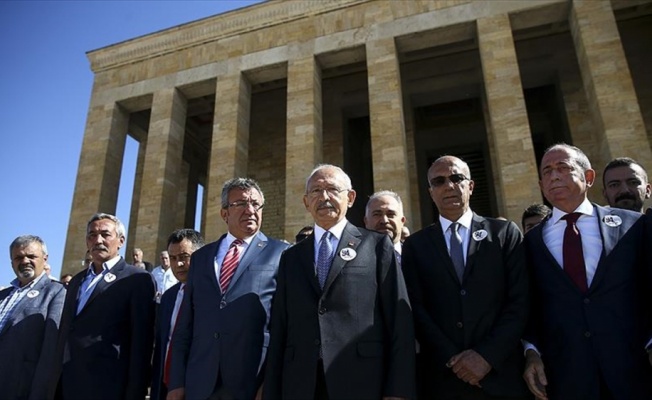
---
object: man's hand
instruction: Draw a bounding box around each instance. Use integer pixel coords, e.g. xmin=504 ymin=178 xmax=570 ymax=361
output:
xmin=447 ymin=349 xmax=491 ymax=387
xmin=167 ymin=387 xmax=185 ymax=400
xmin=523 ymin=350 xmax=548 ymax=400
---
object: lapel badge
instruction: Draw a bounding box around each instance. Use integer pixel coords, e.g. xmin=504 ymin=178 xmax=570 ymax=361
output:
xmin=26 ymin=289 xmax=40 ymax=298
xmin=339 ymin=248 xmax=357 ymax=261
xmin=104 ymin=273 xmax=116 ymax=283
xmin=472 ymin=229 xmax=488 ymax=241
xmin=603 ymin=215 xmax=622 ymax=227
xmin=347 ymin=241 xmax=355 ymax=247
xmin=257 ymin=242 xmax=264 ymax=247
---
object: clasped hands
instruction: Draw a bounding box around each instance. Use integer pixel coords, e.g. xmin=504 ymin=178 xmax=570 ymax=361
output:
xmin=446 ymin=349 xmax=491 ymax=387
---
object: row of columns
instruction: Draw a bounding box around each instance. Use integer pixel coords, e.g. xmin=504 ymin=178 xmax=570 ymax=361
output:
xmin=62 ymin=0 xmax=650 ymax=275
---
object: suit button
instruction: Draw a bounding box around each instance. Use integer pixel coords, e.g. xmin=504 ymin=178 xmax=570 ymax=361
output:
xmin=583 ymin=298 xmax=590 ymax=304
xmin=314 ymin=339 xmax=320 ymax=346
xmin=214 ymin=333 xmax=220 ymax=339
xmin=220 ymin=300 xmax=226 ymax=309
xmin=460 ymin=289 xmax=466 ymax=296
xmin=456 ymin=322 xmax=464 ymax=328
xmin=319 ymin=307 xmax=326 ymax=315
xmin=584 ymin=331 xmax=591 ymax=338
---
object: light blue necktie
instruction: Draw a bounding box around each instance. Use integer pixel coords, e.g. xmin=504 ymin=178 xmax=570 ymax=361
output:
xmin=450 ymin=223 xmax=465 ymax=283
xmin=317 ymin=232 xmax=334 ymax=289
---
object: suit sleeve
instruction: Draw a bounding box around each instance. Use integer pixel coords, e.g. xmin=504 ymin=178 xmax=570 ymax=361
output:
xmin=402 ymin=235 xmax=460 ymax=367
xmin=378 ymin=235 xmax=416 ymax=399
xmin=168 ymin=257 xmax=196 ymax=390
xmin=263 ymin=251 xmax=289 ymax=400
xmin=29 ymin=283 xmax=66 ymax=400
xmin=125 ymin=273 xmax=156 ymax=399
xmin=473 ymin=221 xmax=529 ymax=370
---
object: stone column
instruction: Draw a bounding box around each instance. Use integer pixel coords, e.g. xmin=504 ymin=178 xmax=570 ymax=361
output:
xmin=285 ymin=53 xmax=323 ymax=241
xmin=477 ymin=14 xmax=540 ymax=222
xmin=569 ymin=0 xmax=652 ymax=169
xmin=62 ymin=102 xmax=128 ymax=275
xmin=204 ymin=71 xmax=252 ymax=241
xmin=365 ymin=37 xmax=412 ymax=223
xmin=134 ymin=88 xmax=187 ymax=261
xmin=126 ymin=137 xmax=147 ymax=259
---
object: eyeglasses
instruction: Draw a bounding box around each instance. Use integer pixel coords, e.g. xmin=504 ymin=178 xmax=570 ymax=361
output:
xmin=227 ymin=200 xmax=264 ymax=212
xmin=429 ymin=173 xmax=468 ymax=187
xmin=169 ymin=254 xmax=192 ymax=263
xmin=307 ymin=187 xmax=349 ymax=198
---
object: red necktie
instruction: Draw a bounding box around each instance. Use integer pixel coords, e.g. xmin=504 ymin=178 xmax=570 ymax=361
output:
xmin=562 ymin=213 xmax=588 ymax=292
xmin=220 ymin=239 xmax=243 ymax=292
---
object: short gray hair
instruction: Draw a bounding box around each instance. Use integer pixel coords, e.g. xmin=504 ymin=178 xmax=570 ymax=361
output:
xmin=305 ymin=164 xmax=353 ymax=193
xmin=365 ymin=190 xmax=403 ymax=215
xmin=221 ymin=178 xmax=265 ymax=209
xmin=87 ymin=213 xmax=126 ymax=238
xmin=10 ymin=235 xmax=48 ymax=257
xmin=543 ymin=143 xmax=592 ymax=173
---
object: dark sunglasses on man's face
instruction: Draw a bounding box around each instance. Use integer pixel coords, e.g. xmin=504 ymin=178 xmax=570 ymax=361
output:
xmin=429 ymin=173 xmax=468 ymax=188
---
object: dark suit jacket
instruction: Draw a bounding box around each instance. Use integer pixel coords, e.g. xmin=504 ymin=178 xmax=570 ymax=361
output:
xmin=54 ymin=259 xmax=156 ymax=400
xmin=151 ymin=282 xmax=182 ymax=400
xmin=169 ymin=231 xmax=289 ymax=400
xmin=402 ymin=214 xmax=530 ymax=398
xmin=264 ymin=222 xmax=415 ymax=400
xmin=0 ymin=276 xmax=65 ymax=400
xmin=525 ymin=204 xmax=652 ymax=399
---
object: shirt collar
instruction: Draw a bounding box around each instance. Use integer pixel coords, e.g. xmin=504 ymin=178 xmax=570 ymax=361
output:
xmin=87 ymin=255 xmax=122 ymax=276
xmin=439 ymin=208 xmax=474 ymax=233
xmin=550 ymin=198 xmax=594 ymax=226
xmin=314 ymin=218 xmax=348 ymax=243
xmin=10 ymin=270 xmax=47 ymax=290
xmin=225 ymin=233 xmax=253 ymax=247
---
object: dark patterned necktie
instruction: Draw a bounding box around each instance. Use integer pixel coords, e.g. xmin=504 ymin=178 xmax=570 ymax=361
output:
xmin=450 ymin=223 xmax=465 ymax=283
xmin=562 ymin=213 xmax=588 ymax=292
xmin=317 ymin=232 xmax=333 ymax=289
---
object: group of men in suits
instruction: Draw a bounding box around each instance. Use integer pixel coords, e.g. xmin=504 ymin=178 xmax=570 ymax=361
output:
xmin=3 ymin=144 xmax=652 ymax=400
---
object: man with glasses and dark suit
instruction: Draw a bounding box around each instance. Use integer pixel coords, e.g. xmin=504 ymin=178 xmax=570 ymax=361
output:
xmin=167 ymin=178 xmax=289 ymax=400
xmin=403 ymin=155 xmax=530 ymax=400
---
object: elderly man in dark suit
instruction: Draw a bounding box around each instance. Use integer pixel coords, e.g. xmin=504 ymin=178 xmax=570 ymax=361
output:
xmin=402 ymin=155 xmax=530 ymax=400
xmin=0 ymin=235 xmax=65 ymax=400
xmin=264 ymin=164 xmax=415 ymax=400
xmin=168 ymin=178 xmax=289 ymax=400
xmin=54 ymin=213 xmax=156 ymax=400
xmin=150 ymin=229 xmax=204 ymax=400
xmin=523 ymin=144 xmax=652 ymax=400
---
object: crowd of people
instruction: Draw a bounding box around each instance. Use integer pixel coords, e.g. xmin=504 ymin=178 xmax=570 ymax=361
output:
xmin=1 ymin=143 xmax=651 ymax=400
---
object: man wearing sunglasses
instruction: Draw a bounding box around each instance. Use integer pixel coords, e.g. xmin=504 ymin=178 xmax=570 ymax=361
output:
xmin=403 ymin=155 xmax=530 ymax=400
xmin=168 ymin=178 xmax=289 ymax=400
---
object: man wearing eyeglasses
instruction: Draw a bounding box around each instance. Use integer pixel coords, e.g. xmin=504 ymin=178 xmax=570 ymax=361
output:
xmin=264 ymin=164 xmax=415 ymax=400
xmin=402 ymin=155 xmax=530 ymax=400
xmin=168 ymin=178 xmax=289 ymax=400
xmin=151 ymin=229 xmax=203 ymax=400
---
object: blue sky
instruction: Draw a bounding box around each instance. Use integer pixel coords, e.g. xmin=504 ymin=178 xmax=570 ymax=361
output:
xmin=0 ymin=0 xmax=262 ymax=285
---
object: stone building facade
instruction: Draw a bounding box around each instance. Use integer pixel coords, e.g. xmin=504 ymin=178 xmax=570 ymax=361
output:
xmin=62 ymin=0 xmax=652 ymax=274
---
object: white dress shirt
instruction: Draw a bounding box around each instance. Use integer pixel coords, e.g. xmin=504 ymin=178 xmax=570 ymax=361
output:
xmin=439 ymin=208 xmax=474 ymax=262
xmin=213 ymin=233 xmax=253 ymax=283
xmin=313 ymin=218 xmax=348 ymax=271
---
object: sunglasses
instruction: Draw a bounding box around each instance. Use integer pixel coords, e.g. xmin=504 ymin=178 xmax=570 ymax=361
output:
xmin=429 ymin=173 xmax=468 ymax=187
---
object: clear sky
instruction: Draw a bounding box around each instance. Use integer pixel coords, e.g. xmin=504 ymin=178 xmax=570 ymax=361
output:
xmin=0 ymin=0 xmax=262 ymax=286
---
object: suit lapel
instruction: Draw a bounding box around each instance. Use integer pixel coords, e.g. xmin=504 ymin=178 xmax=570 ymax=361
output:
xmin=229 ymin=232 xmax=267 ymax=290
xmin=464 ymin=214 xmax=486 ymax=281
xmin=0 ymin=276 xmax=49 ymax=335
xmin=590 ymin=205 xmax=622 ymax=291
xmin=297 ymin=234 xmax=322 ymax=295
xmin=428 ymin=222 xmax=460 ymax=284
xmin=322 ymin=222 xmax=361 ymax=295
xmin=80 ymin=259 xmax=126 ymax=313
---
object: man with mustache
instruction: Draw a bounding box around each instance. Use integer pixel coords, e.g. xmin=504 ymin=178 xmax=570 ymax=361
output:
xmin=54 ymin=213 xmax=156 ymax=400
xmin=168 ymin=178 xmax=289 ymax=400
xmin=364 ymin=190 xmax=407 ymax=266
xmin=151 ymin=229 xmax=204 ymax=400
xmin=264 ymin=164 xmax=415 ymax=400
xmin=0 ymin=235 xmax=66 ymax=399
xmin=523 ymin=144 xmax=652 ymax=399
xmin=402 ymin=155 xmax=530 ymax=400
xmin=602 ymin=157 xmax=650 ymax=213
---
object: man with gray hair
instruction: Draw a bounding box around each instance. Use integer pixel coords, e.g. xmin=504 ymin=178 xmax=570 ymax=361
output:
xmin=0 ymin=235 xmax=65 ymax=399
xmin=364 ymin=190 xmax=407 ymax=266
xmin=169 ymin=178 xmax=289 ymax=400
xmin=54 ymin=213 xmax=156 ymax=400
